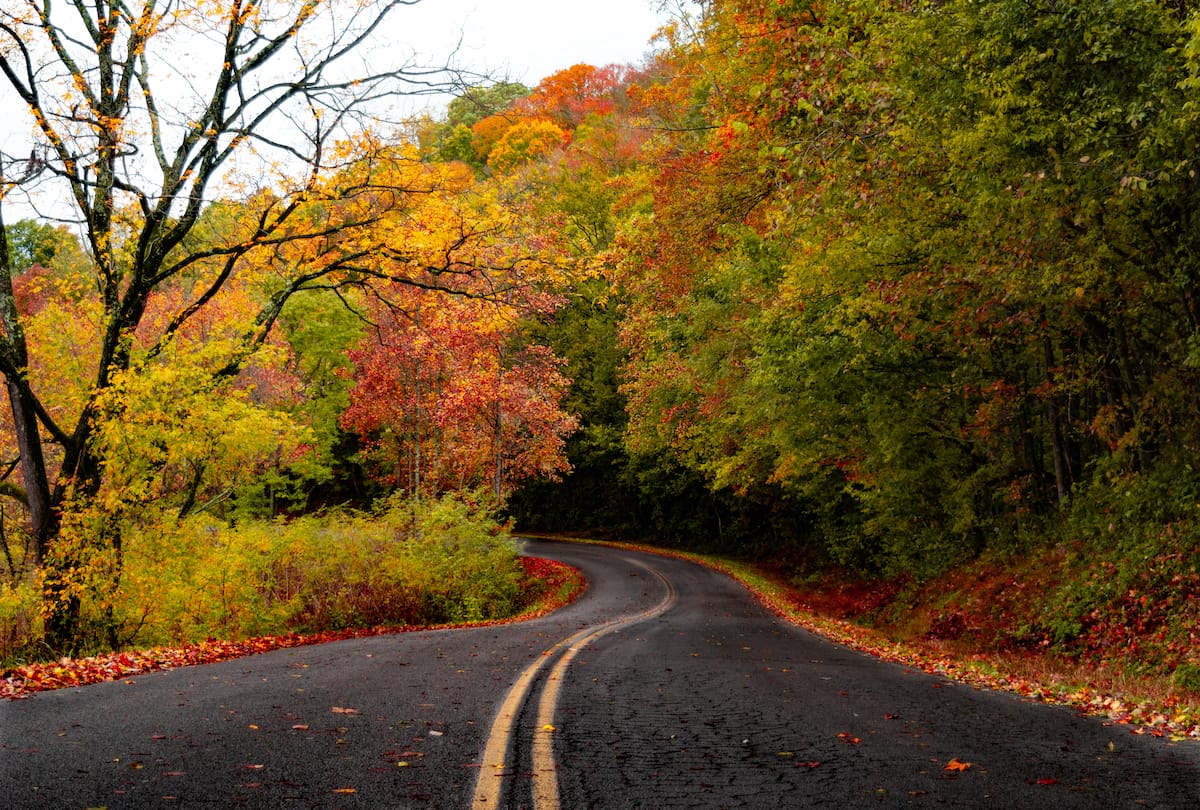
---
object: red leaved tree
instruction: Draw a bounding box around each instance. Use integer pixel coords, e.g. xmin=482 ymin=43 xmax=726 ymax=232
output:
xmin=341 ymin=284 xmax=576 ymax=501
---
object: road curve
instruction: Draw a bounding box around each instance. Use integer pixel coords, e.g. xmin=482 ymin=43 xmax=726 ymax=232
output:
xmin=2 ymin=539 xmax=1199 ymax=809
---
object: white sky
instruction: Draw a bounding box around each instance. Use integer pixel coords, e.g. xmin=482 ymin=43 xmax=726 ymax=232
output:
xmin=401 ymin=0 xmax=668 ymax=90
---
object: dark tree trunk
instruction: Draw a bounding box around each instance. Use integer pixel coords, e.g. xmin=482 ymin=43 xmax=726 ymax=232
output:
xmin=5 ymin=379 xmax=55 ymax=565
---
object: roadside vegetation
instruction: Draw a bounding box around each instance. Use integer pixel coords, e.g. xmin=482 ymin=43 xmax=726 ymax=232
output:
xmin=1 ymin=495 xmax=545 ymax=664
xmin=1 ymin=521 xmax=582 ymax=698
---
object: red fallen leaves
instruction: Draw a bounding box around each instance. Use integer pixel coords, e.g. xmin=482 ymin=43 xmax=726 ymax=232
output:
xmin=511 ymin=556 xmax=585 ymax=621
xmin=943 ymin=758 xmax=972 ymax=772
xmin=1 ymin=637 xmax=330 ymax=699
xmin=837 ymin=733 xmax=862 ymax=744
xmin=1 ymin=556 xmax=583 ymax=700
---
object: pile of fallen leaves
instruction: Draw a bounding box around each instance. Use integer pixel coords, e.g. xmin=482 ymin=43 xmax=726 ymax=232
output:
xmin=1 ymin=556 xmax=584 ymax=700
xmin=2 ymin=635 xmax=338 ymax=699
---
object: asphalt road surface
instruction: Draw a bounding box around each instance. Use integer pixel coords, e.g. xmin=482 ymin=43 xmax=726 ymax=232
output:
xmin=2 ymin=539 xmax=1199 ymax=808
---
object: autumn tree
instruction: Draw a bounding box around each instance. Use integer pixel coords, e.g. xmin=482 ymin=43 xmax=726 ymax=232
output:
xmin=0 ymin=0 xmax=540 ymax=649
xmin=520 ymin=63 xmax=630 ymax=129
xmin=337 ymin=167 xmax=578 ymax=501
xmin=431 ymin=82 xmax=530 ymax=166
xmin=605 ymin=0 xmax=1200 ymax=573
xmin=341 ymin=285 xmax=576 ymax=502
xmin=487 ymin=119 xmax=568 ymax=174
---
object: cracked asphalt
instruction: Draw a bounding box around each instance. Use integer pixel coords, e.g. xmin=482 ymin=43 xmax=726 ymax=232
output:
xmin=548 ymin=545 xmax=1200 ymax=808
xmin=3 ymin=539 xmax=1199 ymax=808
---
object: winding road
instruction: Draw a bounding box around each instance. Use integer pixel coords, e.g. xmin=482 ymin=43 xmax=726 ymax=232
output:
xmin=3 ymin=539 xmax=1199 ymax=808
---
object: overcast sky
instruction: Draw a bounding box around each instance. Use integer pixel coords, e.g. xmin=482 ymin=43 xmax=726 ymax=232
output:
xmin=401 ymin=0 xmax=669 ymax=90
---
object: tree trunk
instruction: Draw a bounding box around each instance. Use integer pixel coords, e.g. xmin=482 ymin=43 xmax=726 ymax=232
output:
xmin=5 ymin=379 xmax=55 ymax=565
xmin=1042 ymin=330 xmax=1070 ymax=506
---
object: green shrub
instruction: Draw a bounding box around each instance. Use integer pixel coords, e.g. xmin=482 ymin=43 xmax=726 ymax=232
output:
xmin=1021 ymin=476 xmax=1200 ymax=673
xmin=0 ymin=577 xmax=40 ymax=662
xmin=1174 ymin=663 xmax=1200 ymax=694
xmin=12 ymin=492 xmax=525 ymax=657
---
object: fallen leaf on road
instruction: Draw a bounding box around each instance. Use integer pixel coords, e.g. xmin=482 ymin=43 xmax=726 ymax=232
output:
xmin=837 ymin=733 xmax=862 ymax=744
xmin=333 ymin=787 xmax=357 ymax=794
xmin=331 ymin=707 xmax=359 ymax=715
xmin=944 ymin=758 xmax=972 ymax=771
xmin=795 ymin=761 xmax=821 ymax=768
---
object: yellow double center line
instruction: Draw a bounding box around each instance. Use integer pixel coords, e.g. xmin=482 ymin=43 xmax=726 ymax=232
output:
xmin=471 ymin=557 xmax=677 ymax=810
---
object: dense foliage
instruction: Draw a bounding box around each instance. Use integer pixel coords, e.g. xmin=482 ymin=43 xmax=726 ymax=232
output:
xmin=513 ymin=0 xmax=1200 ymax=579
xmin=0 ymin=495 xmax=527 ymax=662
xmin=3 ymin=0 xmax=1200 ymax=672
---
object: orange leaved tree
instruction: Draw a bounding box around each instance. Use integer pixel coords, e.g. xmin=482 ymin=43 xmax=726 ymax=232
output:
xmin=342 ymin=282 xmax=577 ymax=503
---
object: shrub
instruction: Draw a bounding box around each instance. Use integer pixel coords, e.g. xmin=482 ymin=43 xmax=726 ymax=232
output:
xmin=7 ymin=492 xmax=525 ymax=659
xmin=1020 ymin=475 xmax=1200 ymax=674
xmin=0 ymin=577 xmax=40 ymax=662
xmin=1174 ymin=662 xmax=1200 ymax=694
